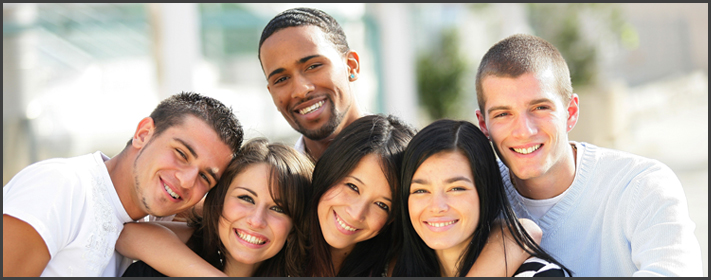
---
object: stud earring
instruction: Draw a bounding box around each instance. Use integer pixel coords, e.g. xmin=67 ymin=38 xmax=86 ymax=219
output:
xmin=350 ymin=73 xmax=355 ymax=79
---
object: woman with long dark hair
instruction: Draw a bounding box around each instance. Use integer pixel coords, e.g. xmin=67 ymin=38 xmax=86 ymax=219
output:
xmin=117 ymin=138 xmax=313 ymax=277
xmin=299 ymin=114 xmax=415 ymax=277
xmin=392 ymin=119 xmax=571 ymax=277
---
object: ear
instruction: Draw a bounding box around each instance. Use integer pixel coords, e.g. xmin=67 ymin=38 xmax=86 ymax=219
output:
xmin=475 ymin=109 xmax=491 ymax=139
xmin=132 ymin=117 xmax=155 ymax=149
xmin=566 ymin=93 xmax=579 ymax=132
xmin=346 ymin=50 xmax=360 ymax=81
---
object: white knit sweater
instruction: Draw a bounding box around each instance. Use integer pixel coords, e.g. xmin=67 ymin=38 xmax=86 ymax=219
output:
xmin=500 ymin=142 xmax=703 ymax=276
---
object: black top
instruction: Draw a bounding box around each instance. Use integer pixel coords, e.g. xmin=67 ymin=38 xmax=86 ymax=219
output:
xmin=122 ymin=260 xmax=166 ymax=277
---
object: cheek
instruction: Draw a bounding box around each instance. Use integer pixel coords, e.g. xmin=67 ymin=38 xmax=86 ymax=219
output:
xmin=407 ymin=199 xmax=421 ymax=222
xmin=273 ymin=218 xmax=293 ymax=242
xmin=369 ymin=210 xmax=389 ymax=232
xmin=218 ymin=216 xmax=231 ymax=241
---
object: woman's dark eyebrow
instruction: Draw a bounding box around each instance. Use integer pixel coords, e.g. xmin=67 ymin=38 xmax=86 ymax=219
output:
xmin=236 ymin=187 xmax=258 ymax=197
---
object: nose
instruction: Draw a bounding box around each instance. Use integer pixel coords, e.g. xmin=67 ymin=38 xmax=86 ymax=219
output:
xmin=511 ymin=114 xmax=537 ymax=139
xmin=291 ymin=74 xmax=314 ymax=100
xmin=176 ymin=166 xmax=199 ymax=190
xmin=429 ymin=192 xmax=449 ymax=214
xmin=348 ymin=200 xmax=369 ymax=222
xmin=247 ymin=206 xmax=268 ymax=229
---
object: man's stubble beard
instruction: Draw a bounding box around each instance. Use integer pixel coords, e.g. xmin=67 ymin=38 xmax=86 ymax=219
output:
xmin=295 ymin=97 xmax=349 ymax=141
xmin=131 ymin=137 xmax=166 ymax=218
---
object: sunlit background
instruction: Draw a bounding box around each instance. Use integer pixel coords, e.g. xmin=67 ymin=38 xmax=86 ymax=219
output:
xmin=3 ymin=3 xmax=707 ymax=275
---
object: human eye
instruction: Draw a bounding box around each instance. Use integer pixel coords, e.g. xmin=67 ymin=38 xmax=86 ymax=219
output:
xmin=493 ymin=112 xmax=509 ymax=118
xmin=306 ymin=63 xmax=322 ymax=70
xmin=346 ymin=183 xmax=359 ymax=193
xmin=375 ymin=201 xmax=390 ymax=212
xmin=273 ymin=76 xmax=288 ymax=85
xmin=449 ymin=186 xmax=466 ymax=191
xmin=411 ymin=188 xmax=428 ymax=194
xmin=238 ymin=195 xmax=254 ymax=204
xmin=534 ymin=105 xmax=550 ymax=110
xmin=199 ymin=173 xmax=211 ymax=185
xmin=270 ymin=205 xmax=285 ymax=214
xmin=175 ymin=148 xmax=188 ymax=160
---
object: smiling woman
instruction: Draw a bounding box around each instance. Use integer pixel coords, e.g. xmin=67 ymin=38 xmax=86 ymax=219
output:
xmin=115 ymin=138 xmax=314 ymax=277
xmin=300 ymin=114 xmax=415 ymax=277
xmin=392 ymin=119 xmax=571 ymax=277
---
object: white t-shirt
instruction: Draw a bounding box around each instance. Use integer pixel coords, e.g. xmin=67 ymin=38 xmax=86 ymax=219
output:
xmin=3 ymin=151 xmax=135 ymax=276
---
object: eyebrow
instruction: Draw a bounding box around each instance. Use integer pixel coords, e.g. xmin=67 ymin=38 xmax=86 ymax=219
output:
xmin=266 ymin=54 xmax=322 ymax=80
xmin=346 ymin=175 xmax=392 ymax=202
xmin=445 ymin=176 xmax=473 ymax=184
xmin=236 ymin=187 xmax=258 ymax=197
xmin=412 ymin=176 xmax=473 ymax=185
xmin=486 ymin=98 xmax=553 ymax=115
xmin=175 ymin=138 xmax=220 ymax=182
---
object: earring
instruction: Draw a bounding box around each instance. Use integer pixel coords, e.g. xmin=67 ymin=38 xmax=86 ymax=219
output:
xmin=349 ymin=73 xmax=355 ymax=79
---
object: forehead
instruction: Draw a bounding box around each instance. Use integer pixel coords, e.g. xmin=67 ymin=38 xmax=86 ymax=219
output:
xmin=415 ymin=151 xmax=472 ymax=177
xmin=481 ymin=72 xmax=563 ymax=109
xmin=230 ymin=163 xmax=272 ymax=193
xmin=349 ymin=154 xmax=391 ymax=195
xmin=259 ymin=26 xmax=340 ymax=68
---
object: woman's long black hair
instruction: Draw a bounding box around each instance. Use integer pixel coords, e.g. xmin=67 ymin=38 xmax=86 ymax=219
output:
xmin=391 ymin=119 xmax=571 ymax=276
xmin=302 ymin=114 xmax=415 ymax=277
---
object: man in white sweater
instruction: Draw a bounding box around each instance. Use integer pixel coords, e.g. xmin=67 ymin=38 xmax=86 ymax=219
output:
xmin=474 ymin=34 xmax=702 ymax=276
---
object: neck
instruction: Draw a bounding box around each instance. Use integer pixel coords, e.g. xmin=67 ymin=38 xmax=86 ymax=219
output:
xmin=435 ymin=246 xmax=465 ymax=277
xmin=330 ymin=244 xmax=355 ymax=274
xmin=105 ymin=149 xmax=146 ymax=220
xmin=222 ymin=257 xmax=258 ymax=277
xmin=303 ymin=106 xmax=363 ymax=161
xmin=512 ymin=143 xmax=578 ymax=200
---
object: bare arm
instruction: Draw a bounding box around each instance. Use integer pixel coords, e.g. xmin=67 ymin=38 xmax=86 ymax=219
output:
xmin=3 ymin=215 xmax=51 ymax=277
xmin=116 ymin=221 xmax=226 ymax=277
xmin=465 ymin=218 xmax=542 ymax=277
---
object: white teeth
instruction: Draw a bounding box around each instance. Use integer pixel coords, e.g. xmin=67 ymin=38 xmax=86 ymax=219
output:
xmin=336 ymin=215 xmax=357 ymax=232
xmin=298 ymin=100 xmax=324 ymax=115
xmin=428 ymin=220 xmax=456 ymax=227
xmin=164 ymin=184 xmax=180 ymax=199
xmin=513 ymin=144 xmax=541 ymax=155
xmin=237 ymin=231 xmax=266 ymax=245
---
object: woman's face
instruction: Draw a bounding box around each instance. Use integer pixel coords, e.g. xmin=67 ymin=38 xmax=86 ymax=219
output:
xmin=218 ymin=163 xmax=293 ymax=265
xmin=317 ymin=153 xmax=392 ymax=251
xmin=408 ymin=151 xmax=480 ymax=253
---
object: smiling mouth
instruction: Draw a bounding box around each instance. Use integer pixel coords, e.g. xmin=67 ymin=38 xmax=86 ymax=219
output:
xmin=425 ymin=220 xmax=458 ymax=227
xmin=511 ymin=144 xmax=541 ymax=155
xmin=298 ymin=100 xmax=324 ymax=115
xmin=335 ymin=211 xmax=357 ymax=232
xmin=164 ymin=183 xmax=180 ymax=199
xmin=236 ymin=229 xmax=267 ymax=245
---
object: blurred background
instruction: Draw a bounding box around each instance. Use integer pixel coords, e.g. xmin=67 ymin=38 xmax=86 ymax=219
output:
xmin=3 ymin=3 xmax=707 ymax=275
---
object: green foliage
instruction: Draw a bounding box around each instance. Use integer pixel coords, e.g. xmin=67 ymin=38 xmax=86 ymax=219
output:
xmin=416 ymin=28 xmax=468 ymax=120
xmin=527 ymin=3 xmax=626 ymax=87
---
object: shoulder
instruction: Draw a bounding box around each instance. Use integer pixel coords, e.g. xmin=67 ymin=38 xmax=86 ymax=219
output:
xmin=513 ymin=257 xmax=567 ymax=277
xmin=578 ymin=142 xmax=679 ymax=191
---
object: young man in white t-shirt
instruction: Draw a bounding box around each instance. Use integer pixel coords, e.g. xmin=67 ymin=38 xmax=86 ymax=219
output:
xmin=475 ymin=34 xmax=702 ymax=276
xmin=3 ymin=92 xmax=243 ymax=277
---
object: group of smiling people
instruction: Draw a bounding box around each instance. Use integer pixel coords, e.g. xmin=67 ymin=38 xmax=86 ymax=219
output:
xmin=117 ymin=114 xmax=568 ymax=277
xmin=5 ymin=4 xmax=699 ymax=277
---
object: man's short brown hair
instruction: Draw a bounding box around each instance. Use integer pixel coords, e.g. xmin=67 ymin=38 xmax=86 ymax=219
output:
xmin=475 ymin=34 xmax=573 ymax=112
